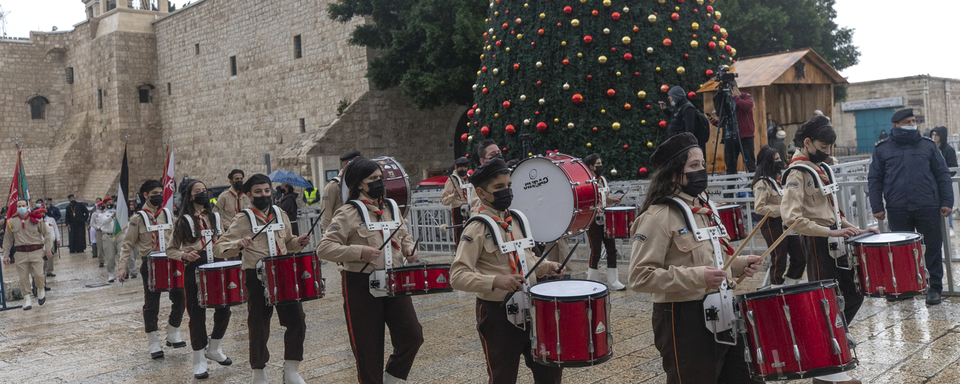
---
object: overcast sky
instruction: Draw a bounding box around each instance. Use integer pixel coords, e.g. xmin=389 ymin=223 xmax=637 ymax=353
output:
xmin=1 ymin=0 xmax=956 ymax=83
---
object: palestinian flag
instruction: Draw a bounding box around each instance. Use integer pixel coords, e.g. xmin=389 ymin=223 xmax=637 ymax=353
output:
xmin=113 ymin=145 xmax=129 ymax=239
xmin=6 ymin=149 xmax=28 ymax=220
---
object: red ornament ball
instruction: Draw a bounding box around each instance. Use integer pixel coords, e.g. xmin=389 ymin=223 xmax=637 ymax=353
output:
xmin=505 ymin=125 xmax=516 ymax=135
xmin=684 ymin=53 xmax=689 ymax=58
xmin=687 ymin=91 xmax=696 ymax=100
xmin=660 ymin=84 xmax=670 ymax=93
xmin=663 ymin=38 xmax=672 ymax=47
xmin=623 ymin=53 xmax=633 ymax=61
xmin=623 ymin=144 xmax=629 ymax=149
xmin=572 ymin=94 xmax=584 ymax=104
xmin=705 ymin=69 xmax=714 ymax=78
xmin=513 ymin=63 xmax=520 ymax=70
xmin=606 ymin=89 xmax=616 ymax=97
xmin=564 ymin=6 xmax=573 ymax=14
xmin=592 ymin=127 xmax=598 ymax=132
xmin=502 ymin=23 xmax=509 ymax=29
xmin=461 ymin=133 xmax=469 ymax=143
xmin=583 ymin=35 xmax=593 ymax=43
xmin=563 ymin=59 xmax=570 ymax=65
xmin=610 ymin=47 xmax=617 ymax=52
xmin=482 ymin=88 xmax=489 ymax=95
xmin=708 ymin=41 xmax=716 ymax=50
xmin=537 ymin=80 xmax=542 ymax=85
xmin=592 ymin=10 xmax=599 ymax=16
xmin=713 ymin=24 xmax=720 ymax=33
xmin=557 ymin=22 xmax=562 ymax=27
xmin=587 ymin=75 xmax=593 ymax=80
xmin=531 ymin=41 xmax=536 ymax=46
xmin=482 ymin=66 xmax=488 ymax=72
xmin=671 ymin=12 xmax=679 ymax=21
xmin=634 ymin=71 xmax=640 ymax=76
xmin=633 ymin=26 xmax=640 ymax=32
xmin=707 ymin=5 xmax=714 ymax=13
xmin=639 ymin=167 xmax=649 ymax=177
xmin=467 ymin=109 xmax=475 ymax=119
xmin=726 ymin=45 xmax=733 ymax=53
xmin=658 ymin=120 xmax=668 ymax=129
xmin=612 ymin=12 xmax=621 ymax=20
xmin=538 ymin=28 xmax=545 ymax=35
xmin=503 ymin=100 xmax=511 ymax=109
xmin=467 ymin=169 xmax=474 ymax=176
xmin=481 ymin=126 xmax=491 ymax=136
xmin=536 ymin=122 xmax=548 ymax=132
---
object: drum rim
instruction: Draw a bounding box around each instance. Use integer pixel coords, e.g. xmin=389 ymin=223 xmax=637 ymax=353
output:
xmin=849 ymin=231 xmax=924 ymax=247
xmin=529 ymin=279 xmax=610 ymax=301
xmin=735 ymin=279 xmax=839 ymax=302
xmin=261 ymin=252 xmax=317 ymax=261
xmin=716 ymin=204 xmax=742 ymax=211
xmin=389 ymin=263 xmax=452 ymax=273
xmin=148 ymin=252 xmax=169 ymax=259
xmin=198 ymin=260 xmax=243 ymax=270
xmin=533 ymin=349 xmax=613 ymax=368
xmin=604 ymin=206 xmax=637 ymax=212
xmin=373 ymin=156 xmax=411 ymax=212
xmin=751 ymin=359 xmax=858 ymax=381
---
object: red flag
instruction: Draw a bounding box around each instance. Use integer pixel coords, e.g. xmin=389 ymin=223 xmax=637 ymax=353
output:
xmin=6 ymin=150 xmax=28 ymax=220
xmin=161 ymin=145 xmax=175 ymax=211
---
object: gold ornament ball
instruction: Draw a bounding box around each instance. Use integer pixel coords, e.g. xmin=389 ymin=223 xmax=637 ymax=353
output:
xmin=647 ymin=142 xmax=654 ymax=148
xmin=524 ymin=119 xmax=531 ymax=125
xmin=676 ymin=66 xmax=685 ymax=75
xmin=489 ymin=2 xmax=494 ymax=8
xmin=601 ymin=109 xmax=606 ymax=114
xmin=494 ymin=11 xmax=498 ymax=16
xmin=708 ymin=57 xmax=713 ymax=61
xmin=517 ymin=34 xmax=523 ymax=39
xmin=697 ymin=0 xmax=704 ymax=4
xmin=520 ymin=95 xmax=527 ymax=101
xmin=602 ymin=0 xmax=611 ymax=6
xmin=675 ymin=6 xmax=680 ymax=11
xmin=712 ymin=36 xmax=717 ymax=41
xmin=622 ymin=36 xmax=632 ymax=44
xmin=500 ymin=80 xmax=505 ymax=85
xmin=616 ymin=71 xmax=622 ymax=76
xmin=648 ymin=14 xmax=657 ymax=22
xmin=561 ymin=41 xmax=567 ymax=46
xmin=641 ymin=119 xmax=646 ymax=124
xmin=587 ymin=142 xmax=592 ymax=148
xmin=539 ymin=98 xmax=546 ymax=105
xmin=554 ymin=118 xmax=560 ymax=123
xmin=524 ymin=3 xmax=529 ymax=7
xmin=571 ymin=19 xmax=580 ymax=27
xmin=720 ymin=28 xmax=728 ymax=36
xmin=475 ymin=108 xmax=481 ymax=114
xmin=647 ymin=47 xmax=654 ymax=53
xmin=658 ymin=0 xmax=665 ymax=3
xmin=719 ymin=41 xmax=726 ymax=49
xmin=598 ymin=55 xmax=608 ymax=64
xmin=477 ymin=70 xmax=482 ymax=76
xmin=516 ymin=18 xmax=522 ymax=24
xmin=667 ymin=27 xmax=673 ymax=32
xmin=612 ymin=122 xmax=621 ymax=131
xmin=731 ymin=48 xmax=737 ymax=56
xmin=580 ymin=0 xmax=586 ymax=3
xmin=536 ymin=61 xmax=543 ymax=68
xmin=691 ymin=22 xmax=699 ymax=31
xmin=656 ymin=67 xmax=661 ymax=71
xmin=715 ymin=11 xmax=722 ymax=20
xmin=577 ymin=52 xmax=583 ymax=58
xmin=540 ymin=13 xmax=546 ymax=19
xmin=690 ymin=40 xmax=699 ymax=49
xmin=603 ymin=28 xmax=611 ymax=34
xmin=492 ymin=68 xmax=499 ymax=75
xmin=505 ymin=47 xmax=510 ymax=52
xmin=494 ymin=113 xmax=499 ymax=118
xmin=480 ymin=54 xmax=484 ymax=60
xmin=637 ymin=90 xmax=647 ymax=99
xmin=568 ymin=122 xmax=575 ymax=129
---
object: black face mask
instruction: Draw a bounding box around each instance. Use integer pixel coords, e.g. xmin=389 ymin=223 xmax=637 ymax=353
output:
xmin=149 ymin=195 xmax=164 ymax=207
xmin=680 ymin=169 xmax=709 ymax=197
xmin=774 ymin=160 xmax=786 ymax=171
xmin=808 ymin=148 xmax=830 ymax=164
xmin=233 ymin=181 xmax=244 ymax=191
xmin=252 ymin=195 xmax=272 ymax=210
xmin=367 ymin=179 xmax=386 ymax=199
xmin=485 ymin=187 xmax=513 ymax=211
xmin=457 ymin=170 xmax=468 ymax=177
xmin=193 ymin=192 xmax=209 ymax=205
xmin=594 ymin=165 xmax=604 ymax=176
xmin=106 ymin=205 xmax=115 ymax=210
xmin=490 ymin=153 xmax=504 ymax=161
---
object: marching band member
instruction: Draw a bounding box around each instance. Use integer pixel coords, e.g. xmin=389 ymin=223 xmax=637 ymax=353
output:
xmin=751 ymin=145 xmax=806 ymax=287
xmin=167 ymin=180 xmax=232 ymax=379
xmin=441 ymin=156 xmax=472 ymax=246
xmin=628 ymin=133 xmax=762 ymax=384
xmin=118 ymin=180 xmax=185 ymax=359
xmin=317 ymin=157 xmax=422 ymax=384
xmin=320 ymin=150 xmax=362 ymax=232
xmin=2 ymin=199 xmax=54 ymax=310
xmin=214 ymin=174 xmax=310 ymax=384
xmin=450 ymin=158 xmax=566 ymax=384
xmin=781 ymin=116 xmax=875 ymax=384
xmin=583 ymin=153 xmax=625 ymax=290
xmin=214 ymin=169 xmax=249 ymax=230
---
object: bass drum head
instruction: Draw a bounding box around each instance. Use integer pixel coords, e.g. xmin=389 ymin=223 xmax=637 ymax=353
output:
xmin=199 ymin=260 xmax=242 ymax=271
xmin=374 ymin=156 xmax=411 ymax=217
xmin=148 ymin=251 xmax=168 ymax=259
xmin=511 ymin=157 xmax=575 ymax=242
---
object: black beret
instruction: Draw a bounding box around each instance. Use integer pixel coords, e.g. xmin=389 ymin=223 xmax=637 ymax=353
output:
xmin=891 ymin=108 xmax=914 ymax=123
xmin=470 ymin=158 xmax=509 ymax=185
xmin=796 ymin=116 xmax=831 ymax=141
xmin=757 ymin=145 xmax=777 ymax=163
xmin=339 ymin=150 xmax=362 ymax=161
xmin=650 ymin=132 xmax=700 ymax=167
xmin=454 ymin=157 xmax=470 ymax=167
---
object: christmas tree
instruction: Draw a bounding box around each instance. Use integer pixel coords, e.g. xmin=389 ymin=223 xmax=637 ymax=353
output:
xmin=467 ymin=0 xmax=735 ymax=179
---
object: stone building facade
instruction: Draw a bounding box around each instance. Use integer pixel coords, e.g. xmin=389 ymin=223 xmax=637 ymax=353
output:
xmin=0 ymin=0 xmax=462 ymax=201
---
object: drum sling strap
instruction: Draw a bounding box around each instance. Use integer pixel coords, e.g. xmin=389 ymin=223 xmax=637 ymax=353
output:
xmin=596 ymin=176 xmax=610 ymax=225
xmin=466 ymin=209 xmax=536 ymax=329
xmin=452 ymin=174 xmax=474 ymax=220
xmin=184 ymin=212 xmax=223 ymax=263
xmin=782 ymin=163 xmax=850 ymax=267
xmin=349 ymin=198 xmax=403 ymax=298
xmin=138 ymin=208 xmax=174 ymax=253
xmin=667 ymin=196 xmax=738 ymax=346
xmin=243 ymin=206 xmax=286 ymax=257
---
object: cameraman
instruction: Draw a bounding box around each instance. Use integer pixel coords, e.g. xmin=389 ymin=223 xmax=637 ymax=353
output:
xmin=659 ymin=86 xmax=708 ymax=154
xmin=711 ymin=81 xmax=756 ymax=173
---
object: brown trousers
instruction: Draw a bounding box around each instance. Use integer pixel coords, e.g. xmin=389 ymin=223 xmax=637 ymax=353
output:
xmin=342 ymin=271 xmax=423 ymax=383
xmin=184 ymin=255 xmax=231 ymax=351
xmin=476 ymin=298 xmax=563 ymax=384
xmin=140 ymin=258 xmax=185 ymax=333
xmin=15 ymin=250 xmax=45 ymax=294
xmin=245 ymin=269 xmax=305 ymax=369
xmin=652 ymin=300 xmax=761 ymax=384
xmin=587 ymin=221 xmax=618 ymax=269
xmin=758 ymin=217 xmax=806 ymax=284
xmin=799 ymin=235 xmax=864 ymax=322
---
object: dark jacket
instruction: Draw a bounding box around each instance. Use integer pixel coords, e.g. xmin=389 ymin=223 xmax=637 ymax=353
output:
xmin=733 ymin=93 xmax=755 ymax=138
xmin=65 ymin=201 xmax=89 ymax=225
xmin=664 ymin=87 xmax=708 ymax=149
xmin=932 ymin=126 xmax=958 ymax=174
xmin=45 ymin=205 xmax=62 ymax=221
xmin=277 ymin=193 xmax=299 ymax=221
xmin=869 ymin=128 xmax=954 ymax=212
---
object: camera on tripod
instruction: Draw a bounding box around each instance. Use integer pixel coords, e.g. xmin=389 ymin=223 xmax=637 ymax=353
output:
xmin=713 ymin=65 xmax=739 ymax=91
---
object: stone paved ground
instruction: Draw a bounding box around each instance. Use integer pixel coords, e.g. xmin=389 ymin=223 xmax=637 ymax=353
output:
xmin=2 ymin=248 xmax=959 ymax=384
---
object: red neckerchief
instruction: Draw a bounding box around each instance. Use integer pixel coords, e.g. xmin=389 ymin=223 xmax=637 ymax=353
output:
xmin=479 ymin=206 xmax=522 ymax=275
xmin=197 ymin=212 xmax=216 ymax=246
xmin=789 ymin=157 xmax=845 ymax=219
xmin=361 ymin=198 xmax=400 ymax=250
xmin=229 ymin=189 xmax=242 ymax=213
xmin=689 ymin=200 xmax=735 ymax=256
xmin=25 ymin=210 xmax=45 ymax=226
xmin=250 ymin=207 xmax=282 ymax=255
xmin=141 ymin=207 xmax=163 ymax=251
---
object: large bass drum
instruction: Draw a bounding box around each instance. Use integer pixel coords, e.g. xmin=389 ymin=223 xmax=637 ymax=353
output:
xmin=511 ymin=153 xmax=599 ymax=242
xmin=339 ymin=156 xmax=411 ymax=217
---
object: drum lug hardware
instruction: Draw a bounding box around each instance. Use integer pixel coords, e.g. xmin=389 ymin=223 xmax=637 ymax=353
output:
xmin=820 ymin=298 xmax=843 ymax=356
xmin=704 ymin=306 xmax=719 ymax=321
xmin=506 ymin=303 xmax=520 ymax=315
xmin=782 ymin=301 xmax=803 ymax=368
xmin=887 ymin=249 xmax=898 ymax=292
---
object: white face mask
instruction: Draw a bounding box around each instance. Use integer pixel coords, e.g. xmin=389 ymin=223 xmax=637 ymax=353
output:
xmin=670 ymin=101 xmax=676 ymax=107
xmin=900 ymin=125 xmax=918 ymax=131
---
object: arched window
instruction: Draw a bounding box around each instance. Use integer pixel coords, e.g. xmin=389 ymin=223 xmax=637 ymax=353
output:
xmin=27 ymin=95 xmax=49 ymax=120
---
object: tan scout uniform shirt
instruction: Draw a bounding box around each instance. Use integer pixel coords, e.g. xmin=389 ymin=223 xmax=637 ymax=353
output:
xmin=316 ymin=197 xmax=415 ymax=273
xmin=441 ymin=175 xmax=467 ymax=208
xmin=752 ymin=178 xmax=783 ymax=218
xmin=450 ymin=202 xmax=555 ymax=302
xmin=780 ymin=153 xmax=854 ymax=238
xmin=319 ymin=178 xmax=344 ymax=234
xmin=214 ymin=206 xmax=304 ymax=270
xmin=119 ymin=208 xmax=173 ymax=268
xmin=215 ymin=188 xmax=249 ymax=230
xmin=3 ymin=216 xmax=53 ymax=254
xmin=166 ymin=213 xmax=218 ymax=262
xmin=628 ymin=192 xmax=753 ymax=303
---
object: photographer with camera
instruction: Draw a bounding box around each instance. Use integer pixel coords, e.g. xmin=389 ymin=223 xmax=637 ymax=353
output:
xmin=707 ymin=68 xmax=756 ymax=174
xmin=659 ymin=86 xmax=709 ymax=154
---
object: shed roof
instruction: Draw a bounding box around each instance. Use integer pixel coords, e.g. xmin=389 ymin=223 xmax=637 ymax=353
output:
xmin=697 ymin=48 xmax=848 ymax=93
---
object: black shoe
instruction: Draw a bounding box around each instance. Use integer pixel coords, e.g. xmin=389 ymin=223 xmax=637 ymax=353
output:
xmin=46 ymin=273 xmax=56 ymax=277
xmin=194 ymin=371 xmax=209 ymax=379
xmin=99 ymin=263 xmax=104 ymax=268
xmin=926 ymin=291 xmax=942 ymax=305
xmin=150 ymin=350 xmax=164 ymax=359
xmin=215 ymin=357 xmax=233 ymax=366
xmin=38 ymin=296 xmax=45 ymax=306
xmin=92 ymin=254 xmax=98 ymax=258
xmin=44 ymin=286 xmax=51 ymax=291
xmin=131 ymin=273 xmax=138 ymax=279
xmin=886 ymin=295 xmax=910 ymax=302
xmin=167 ymin=340 xmax=187 ymax=348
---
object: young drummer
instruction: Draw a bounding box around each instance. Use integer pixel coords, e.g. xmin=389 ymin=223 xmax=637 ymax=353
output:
xmin=213 ymin=174 xmax=311 ymax=384
xmin=320 ymin=150 xmax=362 ymax=232
xmin=317 ymin=157 xmax=423 ymax=384
xmin=167 ymin=180 xmax=232 ymax=379
xmin=2 ymin=199 xmax=54 ymax=310
xmin=450 ymin=158 xmax=566 ymax=384
xmin=628 ymin=133 xmax=763 ymax=384
xmin=441 ymin=156 xmax=472 ymax=246
xmin=752 ymin=145 xmax=806 ymax=287
xmin=118 ymin=180 xmax=185 ymax=359
xmin=582 ymin=153 xmax=626 ymax=290
xmin=214 ymin=169 xmax=249 ymax=230
xmin=780 ymin=116 xmax=876 ymax=384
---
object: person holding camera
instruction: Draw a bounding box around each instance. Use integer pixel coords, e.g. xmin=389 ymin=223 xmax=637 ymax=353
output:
xmin=708 ymin=80 xmax=756 ymax=173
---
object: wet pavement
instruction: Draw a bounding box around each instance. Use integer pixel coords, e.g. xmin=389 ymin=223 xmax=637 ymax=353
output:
xmin=1 ymin=248 xmax=959 ymax=384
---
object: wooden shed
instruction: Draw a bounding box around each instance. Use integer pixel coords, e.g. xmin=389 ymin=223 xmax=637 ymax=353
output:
xmin=697 ymin=48 xmax=848 ymax=173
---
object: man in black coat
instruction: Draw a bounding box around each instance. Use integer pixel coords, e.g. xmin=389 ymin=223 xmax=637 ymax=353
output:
xmin=660 ymin=86 xmax=708 ymax=154
xmin=64 ymin=194 xmax=89 ymax=253
xmin=868 ymin=109 xmax=954 ymax=305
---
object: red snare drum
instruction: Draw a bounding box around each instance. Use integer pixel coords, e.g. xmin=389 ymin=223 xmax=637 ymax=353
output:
xmin=374 ymin=157 xmax=411 ymax=218
xmin=256 ymin=252 xmax=325 ymax=306
xmin=717 ymin=204 xmax=746 ymax=241
xmin=386 ymin=263 xmax=453 ymax=296
xmin=848 ymin=232 xmax=927 ymax=298
xmin=530 ymin=280 xmax=612 ymax=367
xmin=511 ymin=153 xmax=599 ymax=242
xmin=148 ymin=252 xmax=184 ymax=292
xmin=735 ymin=280 xmax=857 ymax=381
xmin=197 ymin=261 xmax=246 ymax=308
xmin=603 ymin=206 xmax=636 ymax=239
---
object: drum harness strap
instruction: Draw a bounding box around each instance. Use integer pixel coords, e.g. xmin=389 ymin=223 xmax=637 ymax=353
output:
xmin=138 ymin=208 xmax=174 ymax=253
xmin=242 ymin=206 xmax=286 ymax=257
xmin=452 ymin=174 xmax=474 ymax=220
xmin=184 ymin=212 xmax=223 ymax=263
xmin=466 ymin=209 xmax=536 ymax=329
xmin=782 ymin=161 xmax=850 ymax=267
xmin=596 ymin=176 xmax=610 ymax=225
xmin=350 ymin=198 xmax=404 ymax=297
xmin=667 ymin=196 xmax=738 ymax=346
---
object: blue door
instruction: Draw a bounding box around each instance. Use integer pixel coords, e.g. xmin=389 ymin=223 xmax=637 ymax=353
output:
xmin=854 ymin=108 xmax=896 ymax=153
